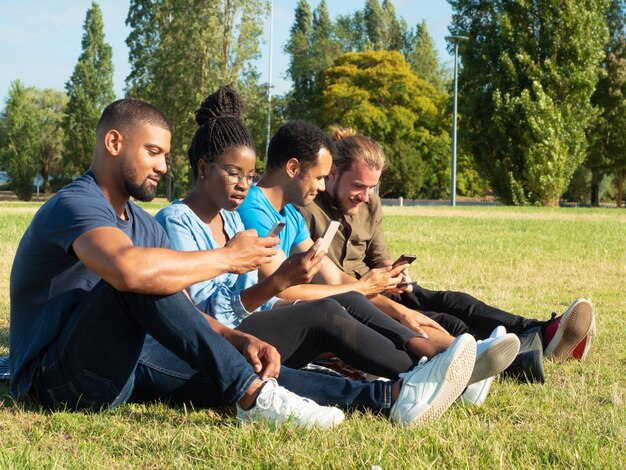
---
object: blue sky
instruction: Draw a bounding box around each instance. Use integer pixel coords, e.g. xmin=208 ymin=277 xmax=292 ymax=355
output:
xmin=0 ymin=0 xmax=453 ymax=110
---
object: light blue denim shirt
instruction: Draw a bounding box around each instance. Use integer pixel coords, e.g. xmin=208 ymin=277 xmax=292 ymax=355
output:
xmin=155 ymin=200 xmax=278 ymax=328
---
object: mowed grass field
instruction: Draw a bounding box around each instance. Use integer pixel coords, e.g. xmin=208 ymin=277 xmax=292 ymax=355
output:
xmin=0 ymin=202 xmax=624 ymax=468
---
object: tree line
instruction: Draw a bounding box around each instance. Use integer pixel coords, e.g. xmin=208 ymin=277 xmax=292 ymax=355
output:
xmin=1 ymin=0 xmax=625 ymax=206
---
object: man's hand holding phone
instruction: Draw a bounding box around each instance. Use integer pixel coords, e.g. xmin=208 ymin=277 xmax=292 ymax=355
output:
xmin=357 ymin=261 xmax=407 ymax=297
xmin=270 ymin=221 xmax=340 ymax=290
xmin=386 ymin=254 xmax=416 ymax=295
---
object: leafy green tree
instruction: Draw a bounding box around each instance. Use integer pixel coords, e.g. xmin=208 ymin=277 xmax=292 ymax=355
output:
xmin=381 ymin=0 xmax=407 ymax=52
xmin=405 ymin=21 xmax=446 ymax=92
xmin=285 ymin=0 xmax=341 ymax=122
xmin=320 ymin=50 xmax=451 ymax=198
xmin=586 ymin=0 xmax=626 ymax=206
xmin=125 ymin=0 xmax=269 ymax=199
xmin=285 ymin=0 xmax=313 ymax=120
xmin=1 ymin=84 xmax=68 ymax=199
xmin=1 ymin=82 xmax=39 ymax=200
xmin=363 ymin=0 xmax=385 ymax=50
xmin=63 ymin=1 xmax=115 ymax=176
xmin=36 ymin=89 xmax=68 ymax=193
xmin=125 ymin=0 xmax=159 ymax=98
xmin=450 ymin=0 xmax=609 ymax=206
xmin=335 ymin=11 xmax=367 ymax=52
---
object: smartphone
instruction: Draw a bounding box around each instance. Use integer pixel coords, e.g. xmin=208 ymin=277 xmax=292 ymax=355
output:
xmin=391 ymin=254 xmax=417 ymax=268
xmin=267 ymin=221 xmax=286 ymax=237
xmin=315 ymin=220 xmax=341 ymax=256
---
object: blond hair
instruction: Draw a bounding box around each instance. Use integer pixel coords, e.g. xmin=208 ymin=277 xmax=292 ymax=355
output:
xmin=329 ymin=126 xmax=386 ymax=174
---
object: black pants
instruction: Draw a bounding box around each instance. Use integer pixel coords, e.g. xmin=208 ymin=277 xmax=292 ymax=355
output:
xmin=387 ymin=284 xmax=543 ymax=340
xmin=237 ymin=292 xmax=421 ymax=380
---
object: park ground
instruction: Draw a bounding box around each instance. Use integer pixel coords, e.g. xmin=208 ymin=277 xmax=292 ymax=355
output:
xmin=0 ymin=203 xmax=624 ymax=468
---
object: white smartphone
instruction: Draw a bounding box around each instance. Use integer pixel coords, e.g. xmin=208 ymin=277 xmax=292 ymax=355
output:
xmin=315 ymin=220 xmax=341 ymax=256
xmin=267 ymin=221 xmax=286 ymax=237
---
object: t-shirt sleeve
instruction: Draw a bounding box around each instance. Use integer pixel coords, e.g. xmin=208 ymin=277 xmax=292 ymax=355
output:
xmin=291 ymin=208 xmax=310 ymax=247
xmin=156 ymin=209 xmax=200 ymax=253
xmin=46 ymin=192 xmax=118 ymax=254
xmin=238 ymin=202 xmax=275 ymax=237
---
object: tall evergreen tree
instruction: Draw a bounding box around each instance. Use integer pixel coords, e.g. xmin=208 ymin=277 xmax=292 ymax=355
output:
xmin=406 ymin=21 xmax=445 ymax=91
xmin=381 ymin=0 xmax=406 ymax=51
xmin=125 ymin=0 xmax=159 ymax=98
xmin=285 ymin=0 xmax=341 ymax=122
xmin=285 ymin=0 xmax=314 ymax=119
xmin=450 ymin=0 xmax=608 ymax=206
xmin=63 ymin=1 xmax=115 ymax=176
xmin=363 ymin=0 xmax=385 ymax=50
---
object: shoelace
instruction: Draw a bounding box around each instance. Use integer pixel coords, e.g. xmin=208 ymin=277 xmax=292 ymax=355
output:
xmin=257 ymin=383 xmax=311 ymax=416
xmin=398 ymin=356 xmax=428 ymax=382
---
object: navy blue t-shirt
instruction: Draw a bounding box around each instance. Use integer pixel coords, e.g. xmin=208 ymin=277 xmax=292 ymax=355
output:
xmin=9 ymin=172 xmax=169 ymax=398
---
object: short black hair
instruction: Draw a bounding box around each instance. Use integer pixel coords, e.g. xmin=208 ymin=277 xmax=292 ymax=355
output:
xmin=266 ymin=120 xmax=336 ymax=173
xmin=188 ymin=85 xmax=255 ymax=179
xmin=96 ymin=98 xmax=170 ymax=134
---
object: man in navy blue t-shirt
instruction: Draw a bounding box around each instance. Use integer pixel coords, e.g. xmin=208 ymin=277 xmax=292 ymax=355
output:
xmin=8 ymin=99 xmax=359 ymax=427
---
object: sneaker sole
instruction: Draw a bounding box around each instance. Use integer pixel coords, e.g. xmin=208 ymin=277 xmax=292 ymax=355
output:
xmin=545 ymin=299 xmax=594 ymax=361
xmin=469 ymin=335 xmax=520 ymax=385
xmin=579 ymin=311 xmax=596 ymax=360
xmin=410 ymin=335 xmax=476 ymax=426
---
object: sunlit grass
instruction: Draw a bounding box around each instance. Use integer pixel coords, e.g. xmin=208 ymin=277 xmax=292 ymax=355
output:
xmin=0 ymin=203 xmax=624 ymax=468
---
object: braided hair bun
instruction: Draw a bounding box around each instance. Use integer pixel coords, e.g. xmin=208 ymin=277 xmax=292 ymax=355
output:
xmin=187 ymin=85 xmax=255 ymax=179
xmin=195 ymin=85 xmax=244 ymax=125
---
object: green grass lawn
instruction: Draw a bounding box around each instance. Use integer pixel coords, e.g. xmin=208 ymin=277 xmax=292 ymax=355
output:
xmin=0 ymin=203 xmax=624 ymax=468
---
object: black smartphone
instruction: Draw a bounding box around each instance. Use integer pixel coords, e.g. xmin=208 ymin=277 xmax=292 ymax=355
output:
xmin=391 ymin=254 xmax=417 ymax=268
xmin=267 ymin=221 xmax=286 ymax=237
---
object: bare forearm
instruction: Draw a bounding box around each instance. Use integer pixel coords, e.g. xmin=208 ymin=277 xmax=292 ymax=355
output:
xmin=276 ymin=282 xmax=363 ymax=301
xmin=111 ymin=246 xmax=238 ymax=294
xmin=239 ymin=275 xmax=288 ymax=312
xmin=370 ymin=294 xmax=404 ymax=320
xmin=201 ymin=307 xmax=251 ymax=350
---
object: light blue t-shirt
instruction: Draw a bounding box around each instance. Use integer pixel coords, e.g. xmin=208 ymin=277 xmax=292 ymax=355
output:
xmin=155 ymin=201 xmax=277 ymax=329
xmin=237 ymin=184 xmax=310 ymax=256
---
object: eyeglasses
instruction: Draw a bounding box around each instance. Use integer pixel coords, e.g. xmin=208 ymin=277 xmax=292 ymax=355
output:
xmin=211 ymin=162 xmax=257 ymax=185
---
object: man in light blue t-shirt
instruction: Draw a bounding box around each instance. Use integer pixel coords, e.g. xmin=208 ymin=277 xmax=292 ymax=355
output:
xmin=238 ymin=120 xmax=451 ymax=342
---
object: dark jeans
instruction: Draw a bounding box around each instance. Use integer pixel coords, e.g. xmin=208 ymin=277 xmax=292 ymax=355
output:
xmin=236 ymin=291 xmax=421 ymax=380
xmin=31 ymin=282 xmax=392 ymax=412
xmin=388 ymin=284 xmax=543 ymax=340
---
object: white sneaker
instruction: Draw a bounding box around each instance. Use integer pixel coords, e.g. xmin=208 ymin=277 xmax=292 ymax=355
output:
xmin=470 ymin=331 xmax=520 ymax=385
xmin=460 ymin=326 xmax=507 ymax=405
xmin=389 ymin=333 xmax=476 ymax=426
xmin=237 ymin=379 xmax=344 ymax=428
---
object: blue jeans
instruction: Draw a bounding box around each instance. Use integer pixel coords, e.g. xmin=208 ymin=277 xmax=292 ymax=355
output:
xmin=31 ymin=282 xmax=391 ymax=412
